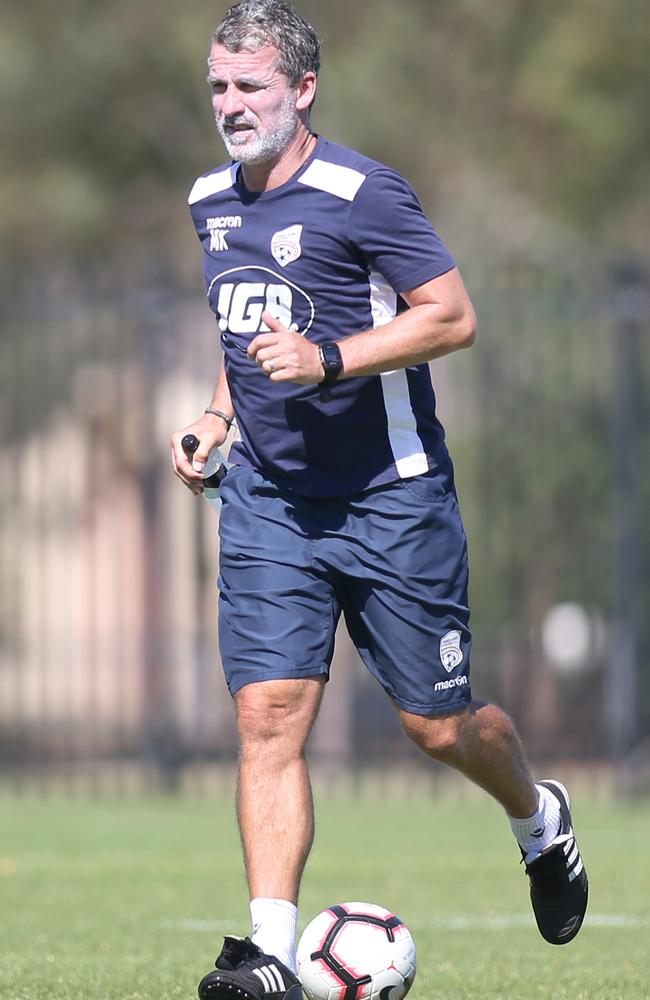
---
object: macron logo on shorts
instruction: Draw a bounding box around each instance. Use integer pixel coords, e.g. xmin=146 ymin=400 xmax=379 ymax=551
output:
xmin=434 ymin=676 xmax=468 ymax=692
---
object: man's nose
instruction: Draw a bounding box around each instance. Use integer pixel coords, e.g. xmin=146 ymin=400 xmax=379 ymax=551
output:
xmin=218 ymin=85 xmax=245 ymax=117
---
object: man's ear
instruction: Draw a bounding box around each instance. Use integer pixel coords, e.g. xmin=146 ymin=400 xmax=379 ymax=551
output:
xmin=296 ymin=72 xmax=317 ymax=112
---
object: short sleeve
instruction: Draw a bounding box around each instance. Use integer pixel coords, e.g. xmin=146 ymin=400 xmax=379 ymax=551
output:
xmin=349 ymin=169 xmax=455 ymax=293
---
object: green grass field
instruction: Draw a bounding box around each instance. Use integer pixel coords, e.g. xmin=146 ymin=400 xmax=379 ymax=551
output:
xmin=1 ymin=785 xmax=648 ymax=999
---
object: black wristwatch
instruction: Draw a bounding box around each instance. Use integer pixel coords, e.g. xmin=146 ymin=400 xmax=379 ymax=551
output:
xmin=318 ymin=342 xmax=343 ymax=385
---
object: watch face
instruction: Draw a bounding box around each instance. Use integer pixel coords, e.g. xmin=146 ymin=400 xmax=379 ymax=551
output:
xmin=320 ymin=343 xmax=342 ymax=384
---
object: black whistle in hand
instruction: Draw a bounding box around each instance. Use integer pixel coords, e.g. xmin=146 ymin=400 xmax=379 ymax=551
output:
xmin=181 ymin=433 xmax=228 ymax=489
xmin=182 ymin=433 xmax=200 ymax=455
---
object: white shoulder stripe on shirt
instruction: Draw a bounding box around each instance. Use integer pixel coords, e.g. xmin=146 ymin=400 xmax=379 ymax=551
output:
xmin=298 ymin=159 xmax=367 ymax=201
xmin=188 ymin=165 xmax=237 ymax=205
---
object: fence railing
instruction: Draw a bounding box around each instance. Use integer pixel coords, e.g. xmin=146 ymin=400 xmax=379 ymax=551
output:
xmin=1 ymin=260 xmax=648 ymax=790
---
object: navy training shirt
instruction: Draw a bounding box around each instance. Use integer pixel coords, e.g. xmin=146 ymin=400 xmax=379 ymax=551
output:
xmin=188 ymin=135 xmax=456 ymax=497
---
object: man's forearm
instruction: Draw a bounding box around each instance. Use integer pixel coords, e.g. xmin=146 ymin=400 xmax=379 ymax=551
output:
xmin=337 ymin=300 xmax=475 ymax=378
xmin=337 ymin=266 xmax=476 ymax=379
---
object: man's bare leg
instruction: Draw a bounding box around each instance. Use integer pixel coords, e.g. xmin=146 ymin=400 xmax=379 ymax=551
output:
xmin=233 ymin=677 xmax=324 ymax=969
xmin=399 ymin=699 xmax=588 ymax=944
xmin=399 ymin=700 xmax=538 ymax=816
xmin=236 ymin=676 xmax=324 ymax=900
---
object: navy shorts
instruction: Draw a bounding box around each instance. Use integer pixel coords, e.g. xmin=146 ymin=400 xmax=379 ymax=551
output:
xmin=217 ymin=466 xmax=472 ymax=716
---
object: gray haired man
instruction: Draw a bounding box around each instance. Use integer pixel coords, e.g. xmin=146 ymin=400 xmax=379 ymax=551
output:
xmin=172 ymin=3 xmax=589 ymax=998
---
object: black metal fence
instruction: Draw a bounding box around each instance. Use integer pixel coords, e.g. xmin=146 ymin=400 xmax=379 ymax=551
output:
xmin=1 ymin=257 xmax=648 ymax=792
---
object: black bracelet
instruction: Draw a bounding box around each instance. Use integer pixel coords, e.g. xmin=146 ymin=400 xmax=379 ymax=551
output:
xmin=204 ymin=407 xmax=234 ymax=430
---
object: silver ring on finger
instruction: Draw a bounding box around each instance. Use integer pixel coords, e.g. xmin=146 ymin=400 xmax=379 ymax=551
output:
xmin=266 ymin=359 xmax=276 ymax=374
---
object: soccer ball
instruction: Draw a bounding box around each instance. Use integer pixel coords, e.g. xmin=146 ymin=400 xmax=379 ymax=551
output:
xmin=296 ymin=902 xmax=416 ymax=1000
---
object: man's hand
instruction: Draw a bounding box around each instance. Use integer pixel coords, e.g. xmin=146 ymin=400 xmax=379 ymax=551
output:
xmin=170 ymin=413 xmax=229 ymax=495
xmin=248 ymin=312 xmax=324 ymax=384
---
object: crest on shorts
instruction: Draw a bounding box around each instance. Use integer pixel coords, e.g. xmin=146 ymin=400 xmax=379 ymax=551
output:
xmin=440 ymin=630 xmax=464 ymax=672
xmin=271 ymin=224 xmax=303 ymax=267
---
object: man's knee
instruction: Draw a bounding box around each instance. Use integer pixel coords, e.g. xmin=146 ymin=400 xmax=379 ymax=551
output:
xmin=235 ymin=677 xmax=324 ymax=750
xmin=400 ymin=701 xmax=517 ymax=762
xmin=400 ymin=707 xmax=468 ymax=761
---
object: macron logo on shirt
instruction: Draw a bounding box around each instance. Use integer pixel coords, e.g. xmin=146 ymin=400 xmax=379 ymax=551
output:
xmin=207 ymin=215 xmax=242 ymax=253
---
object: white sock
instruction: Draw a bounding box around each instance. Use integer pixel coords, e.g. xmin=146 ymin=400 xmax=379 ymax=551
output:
xmin=509 ymin=783 xmax=561 ymax=855
xmin=250 ymin=897 xmax=298 ymax=973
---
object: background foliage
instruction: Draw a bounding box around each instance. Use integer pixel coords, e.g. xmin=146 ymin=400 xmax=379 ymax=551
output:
xmin=3 ymin=0 xmax=648 ymax=263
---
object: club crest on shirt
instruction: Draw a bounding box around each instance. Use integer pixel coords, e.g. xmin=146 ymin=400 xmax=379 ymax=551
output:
xmin=271 ymin=224 xmax=303 ymax=267
xmin=440 ymin=630 xmax=464 ymax=672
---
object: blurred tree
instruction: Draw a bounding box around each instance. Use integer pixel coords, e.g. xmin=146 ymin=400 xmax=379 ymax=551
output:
xmin=2 ymin=0 xmax=648 ymax=263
